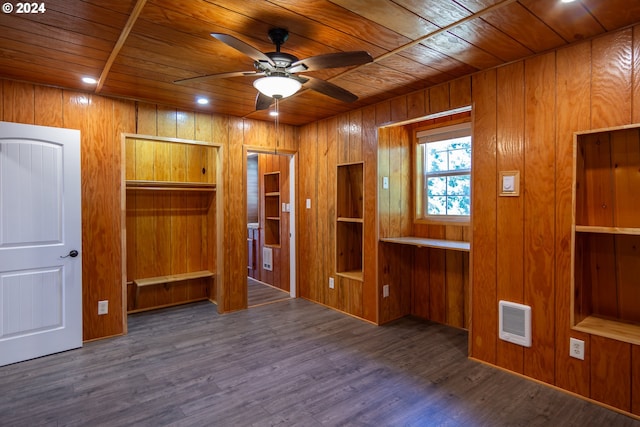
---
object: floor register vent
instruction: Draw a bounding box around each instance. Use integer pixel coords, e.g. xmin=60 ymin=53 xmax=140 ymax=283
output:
xmin=499 ymin=300 xmax=531 ymax=347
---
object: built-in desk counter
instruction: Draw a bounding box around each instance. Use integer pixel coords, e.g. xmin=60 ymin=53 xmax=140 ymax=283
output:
xmin=380 ymin=236 xmax=470 ymax=252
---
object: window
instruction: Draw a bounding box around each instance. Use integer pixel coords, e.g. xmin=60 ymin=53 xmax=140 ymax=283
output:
xmin=416 ymin=122 xmax=471 ymax=221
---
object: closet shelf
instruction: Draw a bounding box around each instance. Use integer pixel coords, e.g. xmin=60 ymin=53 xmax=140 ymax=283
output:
xmin=574 ymin=225 xmax=640 ymax=235
xmin=134 ymin=270 xmax=214 ymax=288
xmin=337 ymin=217 xmax=363 ymax=223
xmin=126 ymin=180 xmax=216 ymax=191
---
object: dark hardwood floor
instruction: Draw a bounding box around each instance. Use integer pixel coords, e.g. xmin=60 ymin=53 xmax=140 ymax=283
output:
xmin=1 ymin=299 xmax=638 ymax=426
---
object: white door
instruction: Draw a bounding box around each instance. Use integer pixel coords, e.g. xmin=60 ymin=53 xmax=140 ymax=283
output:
xmin=0 ymin=121 xmax=82 ymax=366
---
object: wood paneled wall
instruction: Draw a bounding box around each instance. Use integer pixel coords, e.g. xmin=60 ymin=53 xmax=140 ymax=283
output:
xmin=0 ymin=79 xmax=297 ymax=340
xmin=1 ymin=80 xmax=135 ymax=341
xmin=297 ymin=25 xmax=640 ymax=416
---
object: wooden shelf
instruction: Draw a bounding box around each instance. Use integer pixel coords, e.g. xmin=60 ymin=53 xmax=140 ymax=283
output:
xmin=266 ymin=217 xmax=280 ymax=221
xmin=265 ymin=192 xmax=280 ymax=197
xmin=573 ymin=316 xmax=640 ymax=346
xmin=134 ymin=270 xmax=214 ymax=287
xmin=336 ymin=162 xmax=364 ymax=277
xmin=126 ymin=180 xmax=216 ymax=191
xmin=575 ymin=225 xmax=640 ymax=235
xmin=336 ymin=270 xmax=364 ymax=281
xmin=380 ymin=236 xmax=470 ymax=252
xmin=337 ymin=217 xmax=363 ymax=223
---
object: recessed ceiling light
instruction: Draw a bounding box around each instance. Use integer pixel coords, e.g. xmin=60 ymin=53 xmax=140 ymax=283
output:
xmin=269 ymin=111 xmax=279 ymax=117
xmin=560 ymin=0 xmax=576 ymax=3
xmin=81 ymin=77 xmax=97 ymax=84
xmin=196 ymin=97 xmax=209 ymax=105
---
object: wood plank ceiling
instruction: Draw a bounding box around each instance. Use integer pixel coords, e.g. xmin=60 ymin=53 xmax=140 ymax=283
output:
xmin=1 ymin=0 xmax=639 ymax=125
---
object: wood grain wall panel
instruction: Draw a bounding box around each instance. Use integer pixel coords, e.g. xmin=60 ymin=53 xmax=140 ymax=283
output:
xmin=429 ymin=84 xmax=450 ymax=113
xmin=388 ymin=126 xmax=405 ymax=238
xmin=590 ymin=335 xmax=631 ymax=412
xmin=62 ymin=92 xmax=127 ymax=340
xmin=136 ymin=103 xmax=157 ymax=136
xmin=390 ymin=96 xmax=408 ymax=124
xmin=362 ymin=105 xmax=378 ymax=322
xmin=445 ymin=226 xmax=465 ymax=328
xmin=634 ymin=26 xmax=640 ymax=123
xmin=349 ymin=110 xmax=363 ymax=163
xmin=297 ymin=123 xmax=313 ymax=300
xmin=555 ymin=41 xmax=592 ymax=398
xmin=3 ymin=80 xmax=35 ymax=124
xmin=338 ymin=114 xmax=349 ymax=164
xmin=523 ymin=53 xmax=556 ymax=385
xmin=611 ymin=129 xmax=640 ymax=227
xmin=633 ymin=345 xmax=640 ymax=415
xmin=407 ymin=90 xmax=427 ymax=119
xmin=580 ymin=133 xmax=614 ymax=227
xmin=495 ymin=61 xmax=525 ymax=374
xmin=428 ymin=232 xmax=447 ymax=325
xmin=177 ymin=110 xmax=195 ymax=140
xmin=34 ymin=86 xmax=63 ymax=127
xmin=470 ymin=69 xmax=498 ymax=363
xmin=411 ymin=246 xmax=430 ymax=320
xmin=377 ymin=126 xmax=391 ymax=238
xmin=225 ymin=116 xmax=246 ymax=311
xmin=591 ymin=30 xmax=633 ymax=129
xmin=326 ymin=118 xmax=338 ymax=308
xmin=450 ymin=77 xmax=472 ymax=109
xmin=157 ymin=106 xmax=177 ymax=139
xmin=315 ymin=121 xmax=329 ymax=303
xmin=616 ymin=235 xmax=640 ymax=323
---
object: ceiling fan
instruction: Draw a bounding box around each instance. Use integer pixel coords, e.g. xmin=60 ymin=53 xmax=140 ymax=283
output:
xmin=174 ymin=28 xmax=373 ymax=111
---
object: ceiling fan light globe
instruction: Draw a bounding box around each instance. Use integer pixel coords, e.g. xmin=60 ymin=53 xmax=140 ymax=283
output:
xmin=253 ymin=76 xmax=301 ymax=98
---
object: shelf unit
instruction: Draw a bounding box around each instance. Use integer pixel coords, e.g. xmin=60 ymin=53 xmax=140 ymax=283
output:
xmin=336 ymin=162 xmax=364 ymax=281
xmin=126 ymin=180 xmax=216 ymax=191
xmin=124 ymin=135 xmax=217 ymax=312
xmin=263 ymin=172 xmax=280 ymax=246
xmin=571 ymin=126 xmax=640 ymax=345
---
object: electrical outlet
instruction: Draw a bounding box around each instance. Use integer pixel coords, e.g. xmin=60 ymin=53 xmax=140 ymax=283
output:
xmin=98 ymin=300 xmax=108 ymax=315
xmin=569 ymin=337 xmax=584 ymax=360
xmin=383 ymin=284 xmax=389 ymax=298
xmin=329 ymin=277 xmax=335 ymax=289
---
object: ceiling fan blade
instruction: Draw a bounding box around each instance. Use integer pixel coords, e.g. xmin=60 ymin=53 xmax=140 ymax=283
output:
xmin=174 ymin=71 xmax=262 ymax=84
xmin=287 ymin=51 xmax=373 ymax=73
xmin=255 ymin=92 xmax=274 ymax=110
xmin=211 ymin=33 xmax=275 ymax=66
xmin=303 ymin=76 xmax=358 ymax=103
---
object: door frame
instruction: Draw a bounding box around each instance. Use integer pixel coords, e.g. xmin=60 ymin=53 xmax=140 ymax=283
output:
xmin=244 ymin=146 xmax=297 ymax=300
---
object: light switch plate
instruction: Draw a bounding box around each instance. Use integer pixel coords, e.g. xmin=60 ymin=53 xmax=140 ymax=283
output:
xmin=306 ymin=198 xmax=311 ymax=209
xmin=382 ymin=176 xmax=389 ymax=190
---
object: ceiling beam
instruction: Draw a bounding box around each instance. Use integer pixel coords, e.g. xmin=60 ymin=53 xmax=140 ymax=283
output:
xmin=96 ymin=0 xmax=148 ymax=93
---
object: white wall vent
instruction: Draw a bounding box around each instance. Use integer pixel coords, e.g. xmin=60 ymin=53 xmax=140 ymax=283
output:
xmin=499 ymin=300 xmax=531 ymax=347
xmin=262 ymin=247 xmax=273 ymax=271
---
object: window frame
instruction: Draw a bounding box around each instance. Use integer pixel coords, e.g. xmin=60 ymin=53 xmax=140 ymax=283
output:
xmin=414 ymin=120 xmax=472 ymax=225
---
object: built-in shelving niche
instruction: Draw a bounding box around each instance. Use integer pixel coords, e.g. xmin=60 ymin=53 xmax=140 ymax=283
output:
xmin=572 ymin=125 xmax=640 ymax=345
